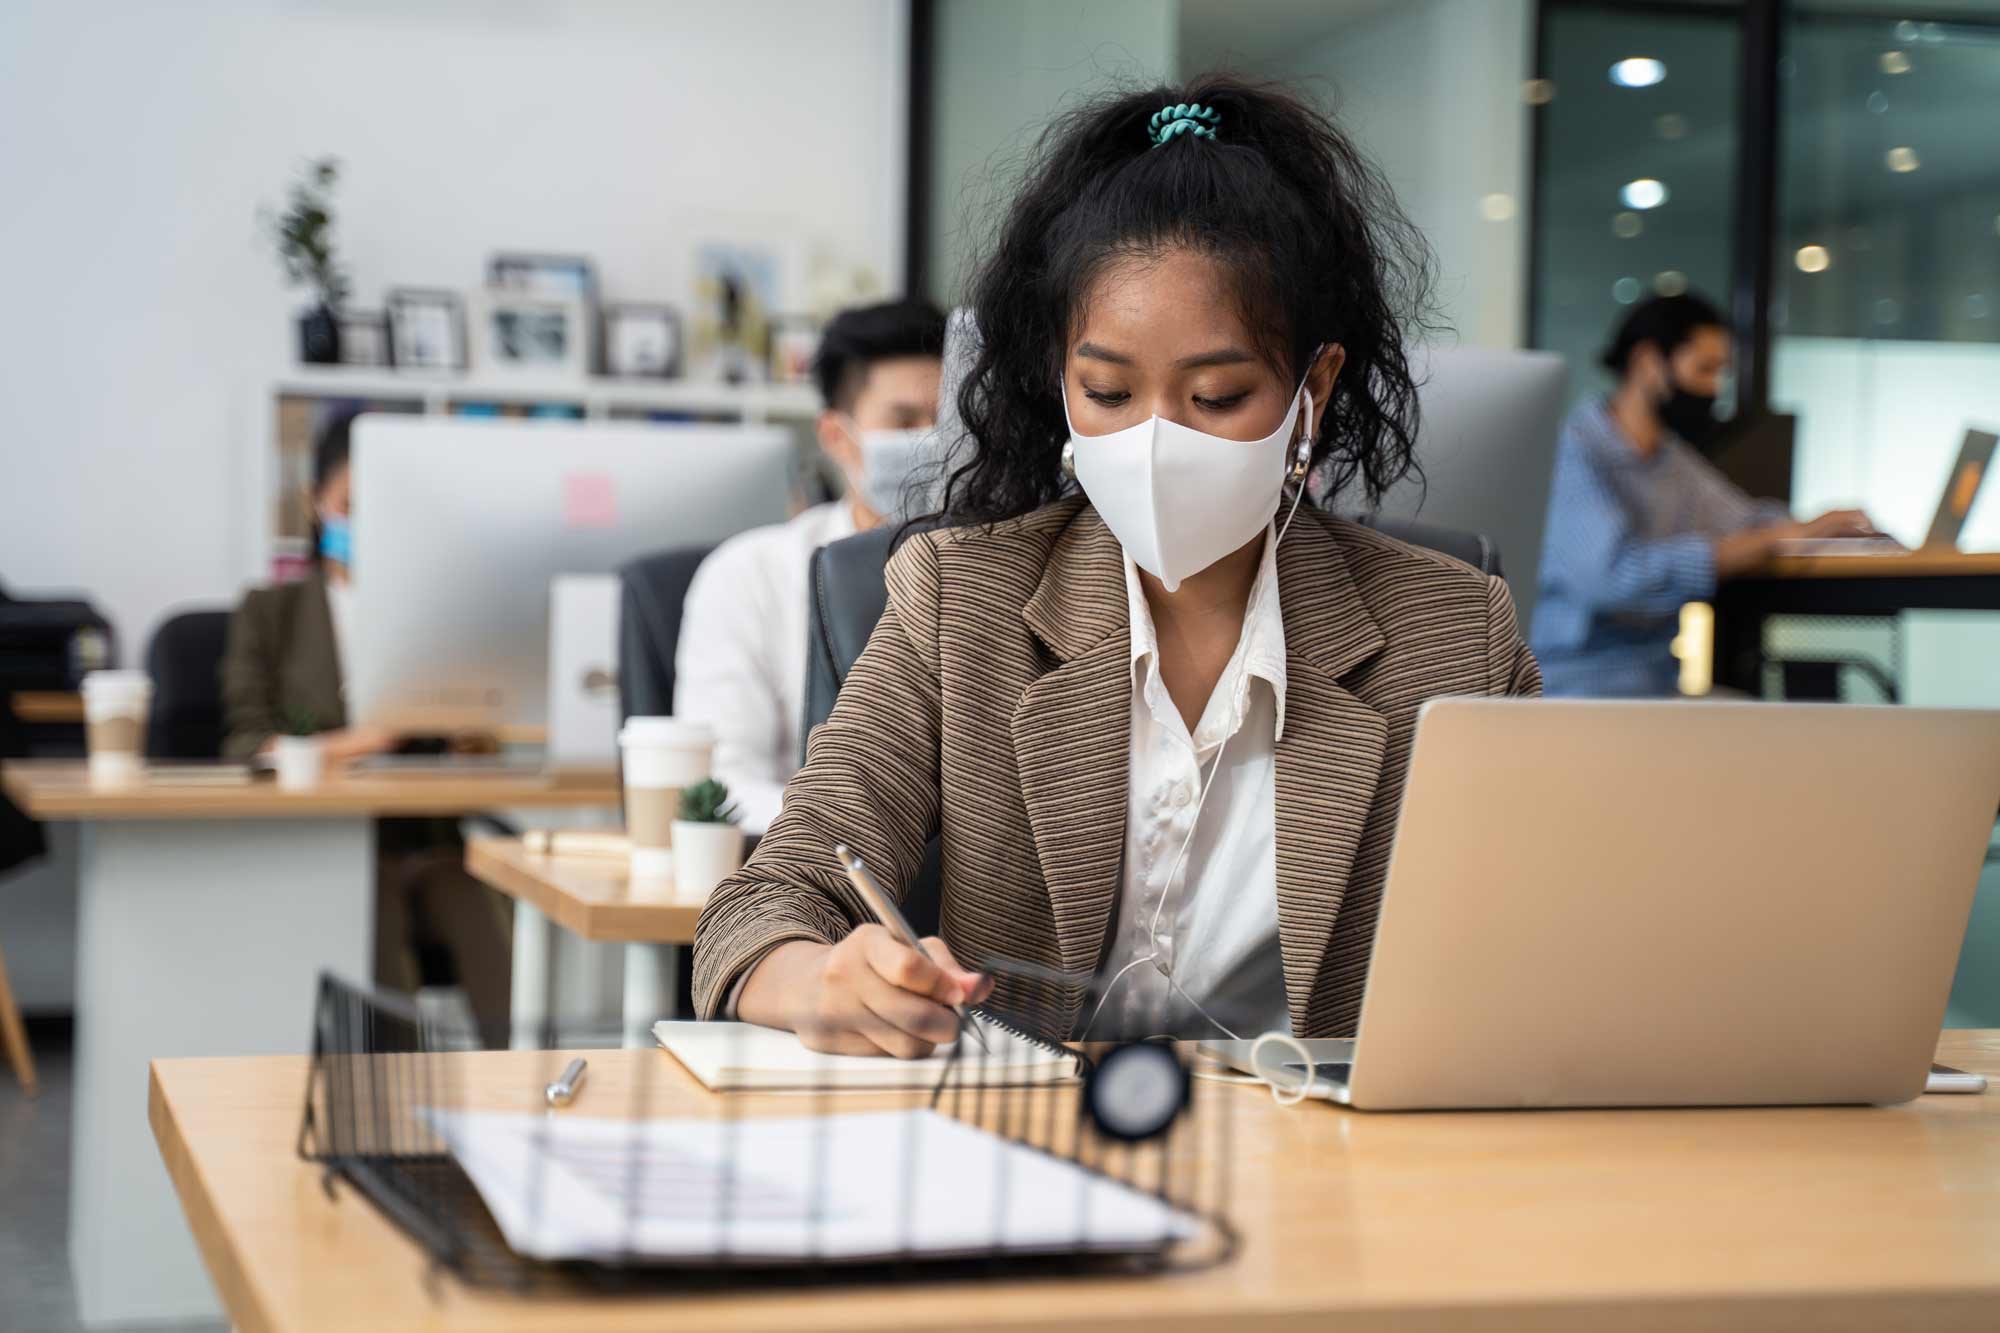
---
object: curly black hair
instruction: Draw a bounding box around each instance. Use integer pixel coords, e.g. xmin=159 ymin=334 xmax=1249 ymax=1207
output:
xmin=937 ymin=74 xmax=1437 ymax=527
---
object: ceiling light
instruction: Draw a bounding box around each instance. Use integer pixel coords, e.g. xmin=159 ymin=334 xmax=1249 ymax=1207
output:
xmin=1610 ymin=58 xmax=1666 ymax=88
xmin=1654 ymin=113 xmax=1687 ymax=140
xmin=1620 ymin=178 xmax=1668 ymax=210
xmin=1886 ymin=145 xmax=1920 ymax=173
xmin=1613 ymin=277 xmax=1641 ymax=305
xmin=1867 ymin=91 xmax=1888 ymax=113
xmin=1613 ymin=211 xmax=1643 ymax=239
xmin=1874 ymin=298 xmax=1901 ymax=325
xmin=1654 ymin=271 xmax=1688 ymax=296
xmin=1795 ymin=245 xmax=1831 ymax=274
xmin=1880 ymin=50 xmax=1912 ymax=75
xmin=1478 ymin=193 xmax=1516 ymax=222
xmin=1895 ymin=20 xmax=1919 ymax=42
xmin=1522 ymin=79 xmax=1555 ymax=106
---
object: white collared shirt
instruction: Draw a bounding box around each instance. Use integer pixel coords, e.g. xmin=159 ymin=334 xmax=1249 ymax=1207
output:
xmin=1085 ymin=526 xmax=1289 ymax=1040
xmin=675 ymin=501 xmax=858 ymax=834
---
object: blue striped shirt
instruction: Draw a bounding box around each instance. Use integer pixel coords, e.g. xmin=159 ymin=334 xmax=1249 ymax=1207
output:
xmin=1530 ymin=398 xmax=1790 ymax=697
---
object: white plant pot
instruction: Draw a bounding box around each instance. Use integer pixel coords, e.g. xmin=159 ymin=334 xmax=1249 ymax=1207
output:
xmin=274 ymin=735 xmax=326 ymax=791
xmin=670 ymin=820 xmax=744 ymax=899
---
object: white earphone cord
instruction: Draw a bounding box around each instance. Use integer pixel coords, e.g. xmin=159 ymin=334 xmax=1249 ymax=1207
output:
xmin=1077 ymin=402 xmax=1316 ymax=1048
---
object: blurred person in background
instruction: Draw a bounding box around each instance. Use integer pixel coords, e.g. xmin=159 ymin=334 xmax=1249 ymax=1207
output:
xmin=1531 ymin=293 xmax=1876 ymax=697
xmin=675 ymin=299 xmax=947 ymax=834
xmin=221 ymin=411 xmax=513 ymax=1044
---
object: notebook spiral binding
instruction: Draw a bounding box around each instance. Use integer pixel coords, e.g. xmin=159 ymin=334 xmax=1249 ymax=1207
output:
xmin=297 ymin=970 xmax=1237 ymax=1298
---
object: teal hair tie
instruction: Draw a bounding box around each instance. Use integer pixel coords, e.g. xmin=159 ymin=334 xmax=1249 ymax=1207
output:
xmin=1147 ymin=102 xmax=1220 ymax=148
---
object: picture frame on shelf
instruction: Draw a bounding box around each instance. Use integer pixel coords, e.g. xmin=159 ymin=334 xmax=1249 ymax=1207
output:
xmin=385 ymin=289 xmax=467 ymax=371
xmin=486 ymin=253 xmax=597 ymax=305
xmin=768 ymin=315 xmax=819 ymax=386
xmin=475 ymin=292 xmax=588 ymax=381
xmin=603 ymin=303 xmax=683 ymax=379
xmin=335 ymin=310 xmax=387 ymax=367
xmin=690 ymin=239 xmax=784 ymax=383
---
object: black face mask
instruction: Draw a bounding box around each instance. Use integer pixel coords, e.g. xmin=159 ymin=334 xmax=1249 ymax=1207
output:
xmin=1658 ymin=383 xmax=1724 ymax=449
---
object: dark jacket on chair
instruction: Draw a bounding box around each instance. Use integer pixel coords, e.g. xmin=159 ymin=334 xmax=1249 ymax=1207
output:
xmin=220 ymin=572 xmax=345 ymax=761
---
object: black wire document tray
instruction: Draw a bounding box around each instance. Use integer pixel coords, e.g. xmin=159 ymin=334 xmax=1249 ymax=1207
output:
xmin=296 ymin=973 xmax=1238 ymax=1294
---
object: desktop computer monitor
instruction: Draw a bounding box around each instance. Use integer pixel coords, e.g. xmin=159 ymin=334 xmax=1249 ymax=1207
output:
xmin=1368 ymin=347 xmax=1567 ymax=625
xmin=347 ymin=416 xmax=793 ymax=734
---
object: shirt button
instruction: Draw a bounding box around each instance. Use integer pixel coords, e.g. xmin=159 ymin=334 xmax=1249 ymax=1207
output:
xmin=1172 ymin=784 xmax=1191 ymax=808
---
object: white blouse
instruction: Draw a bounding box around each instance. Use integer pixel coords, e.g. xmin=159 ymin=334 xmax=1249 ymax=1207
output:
xmin=1083 ymin=526 xmax=1289 ymax=1040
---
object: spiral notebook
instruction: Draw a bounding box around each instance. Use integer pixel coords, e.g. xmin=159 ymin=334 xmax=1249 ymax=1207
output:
xmin=654 ymin=1018 xmax=1081 ymax=1091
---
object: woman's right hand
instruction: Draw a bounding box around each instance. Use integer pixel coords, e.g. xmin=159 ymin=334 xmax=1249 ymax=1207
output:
xmin=737 ymin=927 xmax=989 ymax=1059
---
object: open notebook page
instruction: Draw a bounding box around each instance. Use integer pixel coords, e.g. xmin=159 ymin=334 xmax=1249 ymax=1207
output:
xmin=654 ymin=1018 xmax=1078 ymax=1091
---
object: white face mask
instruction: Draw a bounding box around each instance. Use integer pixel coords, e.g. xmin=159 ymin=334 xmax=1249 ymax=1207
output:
xmin=1064 ymin=384 xmax=1315 ymax=592
xmin=843 ymin=421 xmax=949 ymax=521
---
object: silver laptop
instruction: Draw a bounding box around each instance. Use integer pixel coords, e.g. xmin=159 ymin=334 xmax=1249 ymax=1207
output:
xmin=1204 ymin=699 xmax=2000 ymax=1110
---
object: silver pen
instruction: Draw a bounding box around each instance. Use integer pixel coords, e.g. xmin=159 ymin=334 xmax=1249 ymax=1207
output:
xmin=833 ymin=844 xmax=989 ymax=1052
xmin=544 ymin=1057 xmax=588 ymax=1108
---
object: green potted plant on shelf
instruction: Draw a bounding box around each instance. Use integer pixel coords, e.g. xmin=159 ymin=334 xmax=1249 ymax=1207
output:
xmin=670 ymin=777 xmax=744 ymax=899
xmin=264 ymin=156 xmax=350 ymax=365
xmin=273 ymin=706 xmax=325 ymax=791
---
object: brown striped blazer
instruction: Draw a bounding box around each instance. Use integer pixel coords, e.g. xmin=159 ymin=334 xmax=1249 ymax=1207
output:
xmin=692 ymin=496 xmax=1542 ymax=1036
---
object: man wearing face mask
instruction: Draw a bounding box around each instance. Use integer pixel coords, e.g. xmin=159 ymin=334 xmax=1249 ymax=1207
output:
xmin=1531 ymin=293 xmax=1877 ymax=697
xmin=675 ymin=299 xmax=946 ymax=834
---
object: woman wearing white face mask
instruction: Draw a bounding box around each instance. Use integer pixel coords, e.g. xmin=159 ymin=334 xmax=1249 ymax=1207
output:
xmin=693 ymin=80 xmax=1541 ymax=1056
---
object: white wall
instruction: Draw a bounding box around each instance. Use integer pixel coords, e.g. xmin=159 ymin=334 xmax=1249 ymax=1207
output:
xmin=0 ymin=0 xmax=908 ymax=652
xmin=926 ymin=0 xmax=1178 ymax=305
xmin=1251 ymin=0 xmax=1534 ymax=349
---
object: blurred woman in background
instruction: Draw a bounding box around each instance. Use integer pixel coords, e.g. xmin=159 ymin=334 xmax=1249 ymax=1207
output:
xmin=221 ymin=412 xmax=512 ymax=1044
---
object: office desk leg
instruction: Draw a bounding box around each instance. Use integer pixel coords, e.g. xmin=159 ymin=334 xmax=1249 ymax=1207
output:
xmin=70 ymin=817 xmax=372 ymax=1329
xmin=622 ymin=943 xmax=678 ymax=1047
xmin=509 ymin=901 xmax=558 ymax=1050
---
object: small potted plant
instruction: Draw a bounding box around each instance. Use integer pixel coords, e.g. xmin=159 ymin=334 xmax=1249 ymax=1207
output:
xmin=670 ymin=778 xmax=744 ymax=898
xmin=273 ymin=707 xmax=325 ymax=791
xmin=264 ymin=156 xmax=350 ymax=364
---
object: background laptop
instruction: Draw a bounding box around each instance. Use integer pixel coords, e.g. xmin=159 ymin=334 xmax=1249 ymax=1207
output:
xmin=1922 ymin=428 xmax=1996 ymax=550
xmin=1206 ymin=699 xmax=2000 ymax=1110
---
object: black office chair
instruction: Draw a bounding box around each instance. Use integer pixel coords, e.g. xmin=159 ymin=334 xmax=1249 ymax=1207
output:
xmin=616 ymin=545 xmax=715 ymax=721
xmin=804 ymin=523 xmax=944 ymax=933
xmin=1350 ymin=514 xmax=1504 ymax=577
xmin=144 ymin=607 xmax=233 ymax=759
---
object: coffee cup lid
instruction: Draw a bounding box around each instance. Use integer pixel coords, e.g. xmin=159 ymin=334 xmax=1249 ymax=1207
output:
xmin=81 ymin=670 xmax=152 ymax=697
xmin=618 ymin=716 xmax=714 ymax=748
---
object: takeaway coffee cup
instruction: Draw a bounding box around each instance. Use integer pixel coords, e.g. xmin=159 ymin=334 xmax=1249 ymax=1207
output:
xmin=81 ymin=670 xmax=152 ymax=786
xmin=617 ymin=717 xmax=715 ymax=879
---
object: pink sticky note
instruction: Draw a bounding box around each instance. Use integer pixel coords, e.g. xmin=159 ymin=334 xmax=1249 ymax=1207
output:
xmin=563 ymin=473 xmax=618 ymax=529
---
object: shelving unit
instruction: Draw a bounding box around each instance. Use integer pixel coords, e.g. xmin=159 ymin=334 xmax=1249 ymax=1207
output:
xmin=271 ymin=363 xmax=823 ymax=423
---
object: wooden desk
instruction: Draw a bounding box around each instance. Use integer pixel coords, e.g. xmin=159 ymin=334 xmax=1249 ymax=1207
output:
xmin=2 ymin=760 xmax=618 ymax=820
xmin=9 ymin=689 xmax=85 ymax=724
xmin=1714 ymin=549 xmax=2000 ymax=694
xmin=151 ymin=1033 xmax=2000 ymax=1332
xmin=3 ymin=759 xmax=619 ymax=1328
xmin=465 ymin=836 xmax=704 ymax=1050
xmin=465 ymin=836 xmax=702 ymax=943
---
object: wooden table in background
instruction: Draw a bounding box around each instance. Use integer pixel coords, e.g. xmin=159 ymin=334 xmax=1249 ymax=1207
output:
xmin=465 ymin=836 xmax=704 ymax=1049
xmin=151 ymin=1032 xmax=2000 ymax=1333
xmin=1 ymin=760 xmax=619 ymax=1329
xmin=1714 ymin=549 xmax=2000 ymax=695
xmin=9 ymin=689 xmax=85 ymax=724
